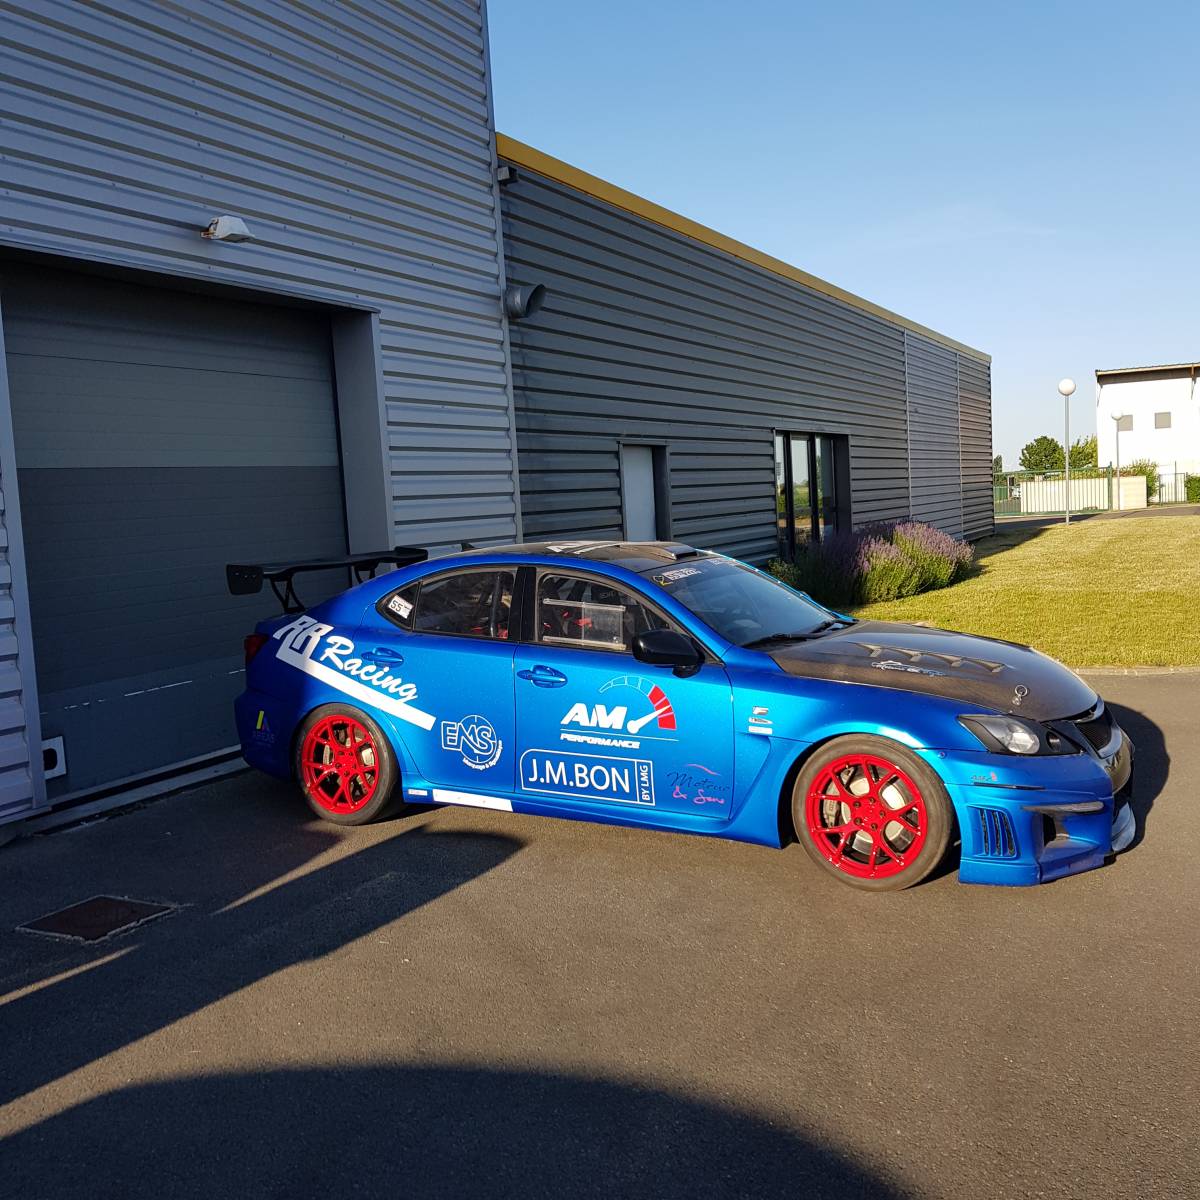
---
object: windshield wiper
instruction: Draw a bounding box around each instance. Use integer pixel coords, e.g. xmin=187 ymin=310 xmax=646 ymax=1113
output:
xmin=741 ymin=620 xmax=848 ymax=649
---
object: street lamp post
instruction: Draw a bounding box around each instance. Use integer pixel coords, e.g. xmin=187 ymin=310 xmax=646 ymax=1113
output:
xmin=1111 ymin=412 xmax=1125 ymax=510
xmin=1058 ymin=378 xmax=1076 ymax=525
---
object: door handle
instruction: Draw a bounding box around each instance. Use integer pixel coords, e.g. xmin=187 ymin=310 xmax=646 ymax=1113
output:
xmin=362 ymin=646 xmax=405 ymax=665
xmin=517 ymin=665 xmax=568 ymax=688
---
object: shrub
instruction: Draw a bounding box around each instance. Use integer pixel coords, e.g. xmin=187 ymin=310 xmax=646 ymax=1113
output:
xmin=878 ymin=520 xmax=972 ymax=591
xmin=1186 ymin=475 xmax=1200 ymax=504
xmin=857 ymin=536 xmax=922 ymax=603
xmin=768 ymin=520 xmax=973 ymax=607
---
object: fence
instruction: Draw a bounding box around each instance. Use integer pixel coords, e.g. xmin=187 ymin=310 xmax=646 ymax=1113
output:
xmin=993 ymin=469 xmax=1149 ymax=516
xmin=995 ymin=468 xmax=1196 ymax=516
xmin=1154 ymin=472 xmax=1191 ymax=504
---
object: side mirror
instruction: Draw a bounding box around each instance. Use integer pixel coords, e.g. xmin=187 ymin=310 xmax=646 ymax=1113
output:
xmin=632 ymin=629 xmax=703 ymax=675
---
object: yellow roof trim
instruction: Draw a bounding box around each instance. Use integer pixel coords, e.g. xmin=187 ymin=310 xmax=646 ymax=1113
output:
xmin=496 ymin=133 xmax=990 ymax=365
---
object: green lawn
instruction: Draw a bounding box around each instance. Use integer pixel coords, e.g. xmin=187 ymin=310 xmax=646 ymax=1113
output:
xmin=847 ymin=516 xmax=1200 ymax=668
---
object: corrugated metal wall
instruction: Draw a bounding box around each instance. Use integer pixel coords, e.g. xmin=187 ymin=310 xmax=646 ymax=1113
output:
xmin=0 ymin=316 xmax=39 ymax=822
xmin=958 ymin=356 xmax=994 ymax=539
xmin=905 ymin=332 xmax=964 ymax=537
xmin=0 ymin=0 xmax=518 ymax=549
xmin=500 ymin=166 xmax=915 ymax=564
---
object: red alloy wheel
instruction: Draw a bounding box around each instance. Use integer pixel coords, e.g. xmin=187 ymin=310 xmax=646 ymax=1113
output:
xmin=805 ymin=753 xmax=928 ymax=880
xmin=299 ymin=714 xmax=381 ymax=815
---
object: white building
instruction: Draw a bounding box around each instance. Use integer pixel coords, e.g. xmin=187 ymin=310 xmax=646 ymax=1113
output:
xmin=1095 ymin=363 xmax=1200 ymax=476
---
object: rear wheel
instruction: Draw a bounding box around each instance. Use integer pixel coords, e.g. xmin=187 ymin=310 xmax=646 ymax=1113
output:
xmin=293 ymin=705 xmax=401 ymax=826
xmin=792 ymin=736 xmax=952 ymax=891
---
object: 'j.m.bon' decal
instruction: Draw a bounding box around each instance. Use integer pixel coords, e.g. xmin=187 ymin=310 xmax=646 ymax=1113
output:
xmin=272 ymin=615 xmax=435 ymax=731
xmin=520 ymin=750 xmax=655 ymax=807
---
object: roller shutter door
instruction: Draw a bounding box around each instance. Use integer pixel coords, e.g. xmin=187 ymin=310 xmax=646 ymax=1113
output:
xmin=1 ymin=265 xmax=347 ymax=799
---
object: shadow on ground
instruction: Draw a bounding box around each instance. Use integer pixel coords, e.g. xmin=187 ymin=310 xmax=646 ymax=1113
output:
xmin=1 ymin=1063 xmax=910 ymax=1200
xmin=0 ymin=823 xmax=522 ymax=1106
xmin=1104 ymin=699 xmax=1168 ymax=851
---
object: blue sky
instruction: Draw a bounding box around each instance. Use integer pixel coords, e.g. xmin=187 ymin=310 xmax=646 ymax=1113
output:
xmin=488 ymin=1 xmax=1199 ymax=466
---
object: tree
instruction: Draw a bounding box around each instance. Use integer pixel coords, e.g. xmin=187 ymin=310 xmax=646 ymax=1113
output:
xmin=1019 ymin=435 xmax=1064 ymax=473
xmin=1069 ymin=435 xmax=1097 ymax=470
xmin=992 ymin=454 xmax=1004 ymax=479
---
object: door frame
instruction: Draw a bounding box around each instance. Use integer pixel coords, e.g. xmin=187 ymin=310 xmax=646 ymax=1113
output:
xmin=618 ymin=437 xmax=672 ymax=540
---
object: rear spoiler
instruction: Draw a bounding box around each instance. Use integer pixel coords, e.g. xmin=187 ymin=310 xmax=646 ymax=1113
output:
xmin=226 ymin=547 xmax=428 ymax=614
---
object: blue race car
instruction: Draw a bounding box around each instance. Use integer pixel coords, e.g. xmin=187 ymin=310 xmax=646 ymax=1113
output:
xmin=229 ymin=541 xmax=1135 ymax=890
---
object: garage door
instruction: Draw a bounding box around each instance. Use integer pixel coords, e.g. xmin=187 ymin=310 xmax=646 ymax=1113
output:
xmin=1 ymin=265 xmax=348 ymax=799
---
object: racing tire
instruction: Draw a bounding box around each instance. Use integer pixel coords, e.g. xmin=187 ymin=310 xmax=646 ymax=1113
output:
xmin=293 ymin=704 xmax=402 ymax=827
xmin=792 ymin=735 xmax=952 ymax=892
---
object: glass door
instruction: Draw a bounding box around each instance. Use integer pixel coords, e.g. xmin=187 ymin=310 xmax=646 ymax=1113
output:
xmin=774 ymin=432 xmax=840 ymax=558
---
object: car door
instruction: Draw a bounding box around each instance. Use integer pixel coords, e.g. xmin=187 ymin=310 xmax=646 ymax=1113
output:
xmin=514 ymin=570 xmax=736 ymax=818
xmin=361 ymin=566 xmax=516 ymax=797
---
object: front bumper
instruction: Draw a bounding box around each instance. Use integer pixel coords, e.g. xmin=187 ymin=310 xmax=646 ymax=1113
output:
xmin=933 ymin=727 xmax=1135 ymax=886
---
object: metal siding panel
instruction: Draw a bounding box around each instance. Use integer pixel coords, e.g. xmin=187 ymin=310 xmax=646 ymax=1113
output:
xmin=0 ymin=303 xmax=42 ymax=819
xmin=502 ymin=168 xmax=916 ymax=559
xmin=958 ymin=355 xmax=994 ymax=539
xmin=905 ymin=332 xmax=965 ymax=537
xmin=0 ymin=0 xmax=518 ymax=552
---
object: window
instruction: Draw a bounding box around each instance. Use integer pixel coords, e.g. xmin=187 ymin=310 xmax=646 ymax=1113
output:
xmin=645 ymin=554 xmax=837 ymax=646
xmin=774 ymin=432 xmax=841 ymax=558
xmin=1116 ymin=414 xmax=1133 ymax=432
xmin=385 ymin=570 xmax=514 ymax=640
xmin=1154 ymin=411 xmax=1171 ymax=429
xmin=379 ymin=583 xmax=418 ymax=630
xmin=537 ymin=573 xmax=668 ymax=652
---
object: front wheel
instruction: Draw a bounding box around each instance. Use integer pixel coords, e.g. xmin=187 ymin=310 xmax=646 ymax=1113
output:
xmin=792 ymin=736 xmax=952 ymax=891
xmin=293 ymin=705 xmax=401 ymax=826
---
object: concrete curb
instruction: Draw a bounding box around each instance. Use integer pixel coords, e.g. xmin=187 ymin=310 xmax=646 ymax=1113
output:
xmin=1077 ymin=666 xmax=1200 ymax=677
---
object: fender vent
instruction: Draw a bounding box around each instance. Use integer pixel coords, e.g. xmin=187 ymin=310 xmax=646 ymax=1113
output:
xmin=978 ymin=808 xmax=1017 ymax=858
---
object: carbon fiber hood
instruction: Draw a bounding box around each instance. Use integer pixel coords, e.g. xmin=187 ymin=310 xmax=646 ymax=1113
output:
xmin=769 ymin=620 xmax=1096 ymax=720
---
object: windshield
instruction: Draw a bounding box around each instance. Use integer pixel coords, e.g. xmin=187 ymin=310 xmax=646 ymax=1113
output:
xmin=642 ymin=556 xmax=847 ymax=646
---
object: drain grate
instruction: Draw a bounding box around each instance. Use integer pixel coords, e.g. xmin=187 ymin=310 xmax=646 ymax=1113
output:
xmin=19 ymin=895 xmax=175 ymax=943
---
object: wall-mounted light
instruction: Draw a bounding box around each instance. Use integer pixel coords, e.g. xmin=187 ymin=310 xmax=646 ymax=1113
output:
xmin=496 ymin=164 xmax=518 ymax=187
xmin=504 ymin=282 xmax=546 ymax=321
xmin=202 ymin=215 xmax=253 ymax=243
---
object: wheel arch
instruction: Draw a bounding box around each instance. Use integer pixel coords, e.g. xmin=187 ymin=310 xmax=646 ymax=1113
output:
xmin=774 ymin=731 xmax=960 ymax=848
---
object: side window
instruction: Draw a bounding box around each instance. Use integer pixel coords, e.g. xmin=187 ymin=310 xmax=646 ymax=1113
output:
xmin=537 ymin=573 xmax=669 ymax=652
xmin=413 ymin=570 xmax=514 ymax=640
xmin=379 ymin=583 xmax=418 ymax=631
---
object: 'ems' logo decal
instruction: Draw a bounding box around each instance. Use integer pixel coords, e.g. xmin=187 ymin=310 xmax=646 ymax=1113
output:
xmin=441 ymin=714 xmax=503 ymax=770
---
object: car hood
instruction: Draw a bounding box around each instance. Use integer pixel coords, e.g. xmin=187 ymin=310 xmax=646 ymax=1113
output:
xmin=768 ymin=620 xmax=1096 ymax=721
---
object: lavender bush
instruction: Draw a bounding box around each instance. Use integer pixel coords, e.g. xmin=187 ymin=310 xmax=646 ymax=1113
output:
xmin=768 ymin=520 xmax=972 ymax=606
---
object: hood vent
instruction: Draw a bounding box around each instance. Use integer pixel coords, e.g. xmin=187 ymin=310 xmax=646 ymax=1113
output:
xmin=855 ymin=642 xmax=1007 ymax=675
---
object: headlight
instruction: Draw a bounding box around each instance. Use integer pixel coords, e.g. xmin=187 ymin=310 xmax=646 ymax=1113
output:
xmin=958 ymin=714 xmax=1076 ymax=756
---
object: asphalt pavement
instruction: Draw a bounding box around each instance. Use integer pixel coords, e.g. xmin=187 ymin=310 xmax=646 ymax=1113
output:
xmin=0 ymin=673 xmax=1196 ymax=1199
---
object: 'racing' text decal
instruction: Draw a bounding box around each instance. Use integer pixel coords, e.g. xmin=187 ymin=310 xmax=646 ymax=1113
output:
xmin=272 ymin=615 xmax=435 ymax=731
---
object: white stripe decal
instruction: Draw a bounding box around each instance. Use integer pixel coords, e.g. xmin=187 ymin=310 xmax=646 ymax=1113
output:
xmin=431 ymin=788 xmax=514 ymax=812
xmin=276 ymin=644 xmax=436 ymax=731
